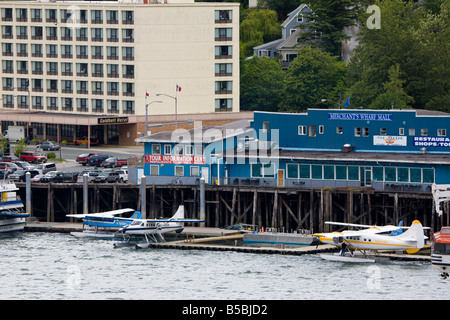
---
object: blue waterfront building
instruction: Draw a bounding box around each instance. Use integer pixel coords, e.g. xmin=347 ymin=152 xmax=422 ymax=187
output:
xmin=137 ymin=109 xmax=450 ymax=192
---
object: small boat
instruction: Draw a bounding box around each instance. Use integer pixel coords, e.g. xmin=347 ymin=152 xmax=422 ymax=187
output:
xmin=320 ymin=253 xmax=375 ymax=263
xmin=0 ymin=180 xmax=29 ymax=234
xmin=431 ymin=227 xmax=450 ymax=279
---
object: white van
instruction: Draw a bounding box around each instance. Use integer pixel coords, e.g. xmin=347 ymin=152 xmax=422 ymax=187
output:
xmin=35 ymin=162 xmax=56 ymax=175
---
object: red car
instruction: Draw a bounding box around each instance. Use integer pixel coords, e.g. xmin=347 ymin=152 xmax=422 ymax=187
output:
xmin=19 ymin=151 xmax=47 ymax=164
xmin=76 ymin=153 xmax=100 ymax=166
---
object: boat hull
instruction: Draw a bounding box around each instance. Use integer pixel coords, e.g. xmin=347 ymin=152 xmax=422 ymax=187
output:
xmin=0 ymin=217 xmax=26 ymax=234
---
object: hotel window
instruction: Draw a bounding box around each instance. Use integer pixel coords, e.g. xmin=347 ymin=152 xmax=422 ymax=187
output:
xmin=438 ymin=129 xmax=447 ymax=136
xmin=107 ymin=100 xmax=119 ymax=113
xmin=215 ymin=81 xmax=232 ymax=94
xmin=31 ymin=9 xmax=41 ymax=22
xmin=46 ymin=9 xmax=57 ymax=22
xmin=122 ymin=29 xmax=134 ymax=42
xmin=17 ymin=78 xmax=28 ymax=91
xmin=2 ymin=25 xmax=13 ymax=38
xmin=164 ymin=145 xmax=172 ymax=155
xmin=61 ymin=45 xmax=73 ymax=58
xmin=77 ymin=81 xmax=88 ymax=94
xmin=17 ymin=60 xmax=28 ymax=74
xmin=123 ymin=83 xmax=135 ymax=96
xmin=2 ymin=94 xmax=14 ymax=107
xmin=107 ymin=46 xmax=119 ymax=60
xmin=79 ymin=10 xmax=87 ymax=23
xmin=298 ymin=125 xmax=306 ymax=135
xmin=215 ymin=10 xmax=232 ymax=23
xmin=2 ymin=77 xmax=13 ymax=90
xmin=76 ymin=63 xmax=88 ymax=77
xmin=2 ymin=43 xmax=12 ymax=56
xmin=106 ymin=10 xmax=118 ymax=24
xmin=62 ymin=97 xmax=73 ymax=111
xmin=175 ymin=166 xmax=184 ymax=176
xmin=215 ymin=45 xmax=232 ymax=59
xmin=47 ymin=96 xmax=58 ymax=110
xmin=2 ymin=8 xmax=13 ymax=21
xmin=123 ymin=65 xmax=134 ymax=78
xmin=122 ymin=47 xmax=134 ymax=60
xmin=152 ymin=144 xmax=161 ymax=155
xmin=190 ymin=166 xmax=200 ymax=177
xmin=17 ymin=43 xmax=27 ymax=57
xmin=76 ymin=28 xmax=88 ymax=41
xmin=215 ymin=63 xmax=232 ymax=76
xmin=215 ymin=28 xmax=232 ymax=41
xmin=215 ymin=98 xmax=232 ymax=112
xmin=47 ymin=79 xmax=58 ymax=92
xmin=16 ymin=8 xmax=27 ymax=21
xmin=92 ymin=81 xmax=103 ymax=95
xmin=61 ymin=62 xmax=73 ymax=76
xmin=122 ymin=11 xmax=134 ymax=24
xmin=32 ymin=44 xmax=43 ymax=58
xmin=107 ymin=64 xmax=119 ymax=78
xmin=107 ymin=28 xmax=119 ymax=42
xmin=62 ymin=80 xmax=73 ymax=93
xmin=150 ymin=165 xmax=159 ymax=176
xmin=92 ymin=99 xmax=104 ymax=113
xmin=92 ymin=46 xmax=103 ymax=59
xmin=46 ymin=27 xmax=57 ymax=40
xmin=76 ymin=45 xmax=88 ymax=59
xmin=91 ymin=28 xmax=103 ymax=42
xmin=61 ymin=27 xmax=72 ymax=40
xmin=31 ymin=26 xmax=43 ymax=40
xmin=60 ymin=9 xmax=70 ymax=22
xmin=123 ymin=100 xmax=135 ymax=114
xmin=107 ymin=82 xmax=119 ymax=95
xmin=2 ymin=60 xmax=13 ymax=73
xmin=18 ymin=95 xmax=29 ymax=108
xmin=32 ymin=96 xmax=43 ymax=109
xmin=91 ymin=10 xmax=103 ymax=23
xmin=92 ymin=63 xmax=103 ymax=77
xmin=46 ymin=44 xmax=58 ymax=58
xmin=16 ymin=26 xmax=27 ymax=39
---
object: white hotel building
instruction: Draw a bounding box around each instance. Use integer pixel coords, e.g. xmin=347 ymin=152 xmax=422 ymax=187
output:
xmin=0 ymin=0 xmax=245 ymax=146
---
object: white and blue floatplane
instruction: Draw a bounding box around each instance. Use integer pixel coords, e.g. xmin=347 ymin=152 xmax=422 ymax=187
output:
xmin=0 ymin=180 xmax=29 ymax=235
xmin=114 ymin=204 xmax=204 ymax=248
xmin=67 ymin=208 xmax=141 ymax=239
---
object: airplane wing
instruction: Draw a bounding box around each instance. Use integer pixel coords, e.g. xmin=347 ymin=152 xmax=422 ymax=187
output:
xmin=325 ymin=221 xmax=375 ymax=229
xmin=67 ymin=208 xmax=135 ymax=219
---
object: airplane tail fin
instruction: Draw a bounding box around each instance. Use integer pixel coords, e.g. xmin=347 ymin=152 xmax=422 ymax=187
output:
xmin=170 ymin=205 xmax=185 ymax=220
xmin=132 ymin=211 xmax=142 ymax=219
xmin=397 ymin=220 xmax=424 ymax=253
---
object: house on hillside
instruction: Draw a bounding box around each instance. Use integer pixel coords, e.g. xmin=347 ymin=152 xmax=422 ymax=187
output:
xmin=252 ymin=3 xmax=311 ymax=69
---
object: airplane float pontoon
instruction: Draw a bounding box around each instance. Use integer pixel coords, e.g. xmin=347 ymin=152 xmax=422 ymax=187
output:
xmin=314 ymin=220 xmax=426 ymax=263
xmin=67 ymin=208 xmax=141 ymax=239
xmin=115 ymin=204 xmax=204 ymax=248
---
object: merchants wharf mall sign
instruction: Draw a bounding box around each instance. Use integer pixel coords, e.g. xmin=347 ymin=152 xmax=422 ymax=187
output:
xmin=328 ymin=113 xmax=392 ymax=121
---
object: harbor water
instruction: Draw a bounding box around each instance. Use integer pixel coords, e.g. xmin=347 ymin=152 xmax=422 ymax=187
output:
xmin=0 ymin=232 xmax=447 ymax=300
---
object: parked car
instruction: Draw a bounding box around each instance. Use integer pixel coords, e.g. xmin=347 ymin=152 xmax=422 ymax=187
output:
xmin=76 ymin=153 xmax=100 ymax=166
xmin=115 ymin=169 xmax=128 ymax=183
xmin=12 ymin=161 xmax=35 ymax=171
xmin=93 ymin=171 xmax=120 ymax=183
xmin=36 ymin=141 xmax=61 ymax=151
xmin=1 ymin=155 xmax=19 ymax=162
xmin=30 ymin=174 xmax=45 ymax=182
xmin=74 ymin=137 xmax=99 ymax=145
xmin=59 ymin=172 xmax=78 ymax=183
xmin=0 ymin=169 xmax=13 ymax=179
xmin=35 ymin=162 xmax=57 ymax=175
xmin=101 ymin=157 xmax=127 ymax=168
xmin=40 ymin=171 xmax=64 ymax=183
xmin=0 ymin=162 xmax=19 ymax=173
xmin=88 ymin=153 xmax=112 ymax=167
xmin=77 ymin=171 xmax=101 ymax=183
xmin=20 ymin=151 xmax=47 ymax=164
xmin=8 ymin=169 xmax=40 ymax=182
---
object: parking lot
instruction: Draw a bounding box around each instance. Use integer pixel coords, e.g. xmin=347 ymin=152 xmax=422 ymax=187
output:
xmin=39 ymin=144 xmax=144 ymax=173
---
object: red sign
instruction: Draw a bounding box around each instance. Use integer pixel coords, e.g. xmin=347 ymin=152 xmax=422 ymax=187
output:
xmin=144 ymin=154 xmax=206 ymax=165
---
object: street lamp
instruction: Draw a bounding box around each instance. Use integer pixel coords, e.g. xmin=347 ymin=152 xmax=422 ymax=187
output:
xmin=145 ymin=100 xmax=162 ymax=137
xmin=156 ymin=93 xmax=178 ymax=131
xmin=321 ymin=98 xmax=341 ymax=109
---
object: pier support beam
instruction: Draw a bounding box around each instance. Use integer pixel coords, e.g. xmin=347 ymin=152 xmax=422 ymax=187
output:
xmin=140 ymin=175 xmax=146 ymax=219
xmin=199 ymin=177 xmax=205 ymax=227
xmin=83 ymin=174 xmax=88 ymax=215
xmin=25 ymin=172 xmax=31 ymax=216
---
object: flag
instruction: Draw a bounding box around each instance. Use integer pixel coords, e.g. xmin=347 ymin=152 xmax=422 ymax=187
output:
xmin=344 ymin=96 xmax=350 ymax=108
xmin=176 ymin=85 xmax=181 ymax=92
xmin=145 ymin=90 xmax=149 ymax=99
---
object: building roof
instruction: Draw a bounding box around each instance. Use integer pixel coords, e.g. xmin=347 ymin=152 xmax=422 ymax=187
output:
xmin=135 ymin=120 xmax=253 ymax=144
